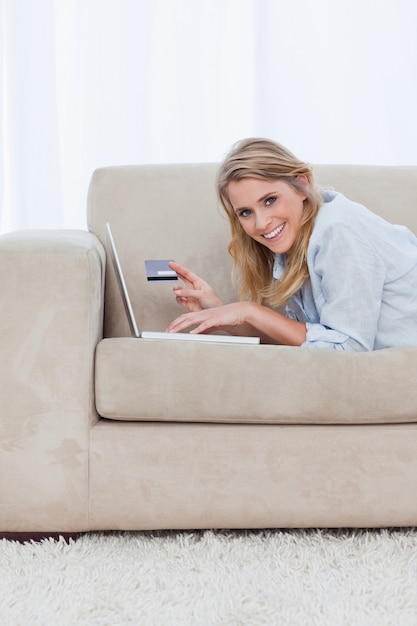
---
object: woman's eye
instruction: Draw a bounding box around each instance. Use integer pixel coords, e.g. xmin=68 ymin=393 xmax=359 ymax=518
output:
xmin=238 ymin=209 xmax=252 ymax=218
xmin=265 ymin=196 xmax=277 ymax=206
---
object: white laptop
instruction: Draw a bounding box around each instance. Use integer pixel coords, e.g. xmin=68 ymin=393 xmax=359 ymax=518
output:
xmin=105 ymin=223 xmax=260 ymax=344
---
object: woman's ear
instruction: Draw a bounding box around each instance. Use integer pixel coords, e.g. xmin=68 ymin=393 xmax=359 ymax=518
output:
xmin=295 ymin=174 xmax=310 ymax=200
xmin=296 ymin=174 xmax=309 ymax=187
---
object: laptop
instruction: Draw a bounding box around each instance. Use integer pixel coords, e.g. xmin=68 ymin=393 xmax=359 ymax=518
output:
xmin=105 ymin=223 xmax=260 ymax=344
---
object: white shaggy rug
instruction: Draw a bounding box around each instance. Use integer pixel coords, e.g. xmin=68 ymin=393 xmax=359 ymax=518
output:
xmin=1 ymin=528 xmax=417 ymax=626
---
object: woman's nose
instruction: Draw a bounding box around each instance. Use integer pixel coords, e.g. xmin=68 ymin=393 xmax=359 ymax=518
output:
xmin=255 ymin=210 xmax=272 ymax=231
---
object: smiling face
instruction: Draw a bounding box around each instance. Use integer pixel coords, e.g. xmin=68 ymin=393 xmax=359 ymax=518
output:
xmin=227 ymin=176 xmax=308 ymax=254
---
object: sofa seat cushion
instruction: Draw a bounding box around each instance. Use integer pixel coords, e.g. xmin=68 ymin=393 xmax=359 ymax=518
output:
xmin=94 ymin=338 xmax=417 ymax=425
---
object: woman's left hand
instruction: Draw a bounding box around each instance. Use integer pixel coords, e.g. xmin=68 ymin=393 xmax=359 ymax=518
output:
xmin=166 ymin=302 xmax=250 ymax=335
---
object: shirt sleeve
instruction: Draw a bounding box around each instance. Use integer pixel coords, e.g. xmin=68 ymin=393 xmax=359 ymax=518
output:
xmin=303 ymin=222 xmax=386 ymax=351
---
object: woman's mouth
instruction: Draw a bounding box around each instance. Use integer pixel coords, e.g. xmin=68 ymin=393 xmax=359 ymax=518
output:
xmin=263 ymin=223 xmax=285 ymax=240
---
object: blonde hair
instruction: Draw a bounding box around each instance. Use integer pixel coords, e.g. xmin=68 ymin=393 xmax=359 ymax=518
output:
xmin=217 ymin=138 xmax=322 ymax=308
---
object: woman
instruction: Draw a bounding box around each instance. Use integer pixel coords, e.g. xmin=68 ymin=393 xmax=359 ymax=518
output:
xmin=166 ymin=138 xmax=417 ymax=350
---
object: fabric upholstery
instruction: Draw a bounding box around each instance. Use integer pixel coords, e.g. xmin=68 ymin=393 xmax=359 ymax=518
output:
xmin=89 ymin=420 xmax=417 ymax=530
xmin=95 ymin=338 xmax=417 ymax=424
xmin=0 ymin=231 xmax=104 ymax=531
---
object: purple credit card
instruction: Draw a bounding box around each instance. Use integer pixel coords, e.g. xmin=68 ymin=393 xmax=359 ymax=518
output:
xmin=145 ymin=260 xmax=178 ymax=283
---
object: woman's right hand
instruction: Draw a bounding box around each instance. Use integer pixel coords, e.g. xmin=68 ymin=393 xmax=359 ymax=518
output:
xmin=169 ymin=262 xmax=223 ymax=312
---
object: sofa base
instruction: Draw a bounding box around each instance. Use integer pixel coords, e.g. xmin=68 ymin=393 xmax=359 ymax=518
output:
xmin=0 ymin=532 xmax=78 ymax=543
xmin=89 ymin=420 xmax=417 ymax=531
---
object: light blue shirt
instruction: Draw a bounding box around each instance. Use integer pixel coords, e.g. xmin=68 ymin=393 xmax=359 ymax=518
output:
xmin=273 ymin=191 xmax=417 ymax=351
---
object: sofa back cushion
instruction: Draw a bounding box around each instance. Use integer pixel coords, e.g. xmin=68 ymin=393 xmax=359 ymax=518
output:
xmin=87 ymin=163 xmax=417 ymax=338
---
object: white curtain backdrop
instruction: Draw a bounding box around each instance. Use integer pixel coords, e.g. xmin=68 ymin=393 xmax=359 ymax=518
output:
xmin=1 ymin=0 xmax=417 ymax=233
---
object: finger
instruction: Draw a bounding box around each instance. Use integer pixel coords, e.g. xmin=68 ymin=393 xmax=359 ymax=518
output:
xmin=173 ymin=287 xmax=205 ymax=300
xmin=173 ymin=308 xmax=211 ymax=330
xmin=173 ymin=286 xmax=188 ymax=303
xmin=189 ymin=315 xmax=220 ymax=335
xmin=169 ymin=262 xmax=203 ymax=285
xmin=172 ymin=310 xmax=216 ymax=334
xmin=189 ymin=323 xmax=216 ymax=335
xmin=166 ymin=313 xmax=197 ymax=333
xmin=175 ymin=296 xmax=192 ymax=311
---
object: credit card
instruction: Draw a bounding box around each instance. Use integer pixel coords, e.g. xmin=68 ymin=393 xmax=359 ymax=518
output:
xmin=145 ymin=260 xmax=178 ymax=282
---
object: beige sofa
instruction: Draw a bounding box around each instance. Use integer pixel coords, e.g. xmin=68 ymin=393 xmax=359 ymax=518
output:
xmin=2 ymin=163 xmax=417 ymax=537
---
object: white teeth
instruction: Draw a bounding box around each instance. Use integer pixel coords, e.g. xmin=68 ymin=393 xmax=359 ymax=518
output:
xmin=264 ymin=223 xmax=285 ymax=239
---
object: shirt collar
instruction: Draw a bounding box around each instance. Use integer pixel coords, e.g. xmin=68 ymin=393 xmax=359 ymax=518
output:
xmin=273 ymin=254 xmax=286 ymax=279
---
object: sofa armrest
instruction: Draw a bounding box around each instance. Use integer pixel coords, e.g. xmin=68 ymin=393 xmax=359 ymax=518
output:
xmin=0 ymin=230 xmax=105 ymax=532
